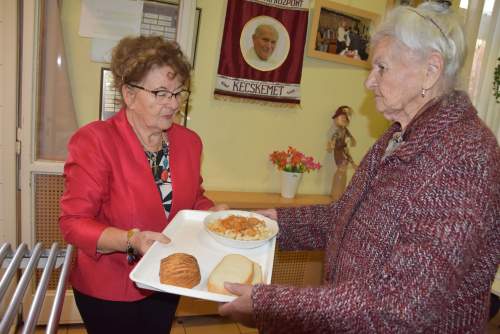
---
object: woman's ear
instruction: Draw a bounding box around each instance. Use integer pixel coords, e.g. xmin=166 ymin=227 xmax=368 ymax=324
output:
xmin=423 ymin=51 xmax=444 ymax=90
xmin=122 ymin=84 xmax=136 ymax=108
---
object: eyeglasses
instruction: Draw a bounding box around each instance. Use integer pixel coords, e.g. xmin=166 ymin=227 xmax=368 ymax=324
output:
xmin=128 ymin=83 xmax=190 ymax=103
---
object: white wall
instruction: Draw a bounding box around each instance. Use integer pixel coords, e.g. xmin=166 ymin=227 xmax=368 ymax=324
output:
xmin=0 ymin=1 xmax=18 ymax=245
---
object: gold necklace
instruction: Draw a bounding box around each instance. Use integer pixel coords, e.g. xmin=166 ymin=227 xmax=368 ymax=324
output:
xmin=139 ymin=133 xmax=163 ymax=152
xmin=131 ymin=122 xmax=164 ymax=152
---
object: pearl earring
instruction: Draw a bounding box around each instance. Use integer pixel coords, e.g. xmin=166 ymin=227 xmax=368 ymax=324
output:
xmin=421 ymin=88 xmax=426 ymax=98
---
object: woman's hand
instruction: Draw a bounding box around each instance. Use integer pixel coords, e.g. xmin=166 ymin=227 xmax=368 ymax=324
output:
xmin=130 ymin=230 xmax=171 ymax=255
xmin=255 ymin=208 xmax=277 ymax=221
xmin=218 ymin=283 xmax=256 ymax=328
xmin=208 ymin=203 xmax=230 ymax=211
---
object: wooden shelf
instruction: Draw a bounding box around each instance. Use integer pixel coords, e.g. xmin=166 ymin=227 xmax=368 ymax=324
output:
xmin=205 ymin=191 xmax=332 ymax=209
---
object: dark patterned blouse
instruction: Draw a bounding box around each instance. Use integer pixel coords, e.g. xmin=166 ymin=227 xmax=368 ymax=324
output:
xmin=144 ymin=140 xmax=172 ymax=218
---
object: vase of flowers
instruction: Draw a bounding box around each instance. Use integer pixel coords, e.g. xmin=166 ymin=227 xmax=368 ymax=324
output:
xmin=269 ymin=146 xmax=322 ymax=198
xmin=280 ymin=171 xmax=303 ymax=198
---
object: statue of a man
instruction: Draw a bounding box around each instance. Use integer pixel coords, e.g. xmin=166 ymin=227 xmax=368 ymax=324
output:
xmin=327 ymin=105 xmax=357 ymax=200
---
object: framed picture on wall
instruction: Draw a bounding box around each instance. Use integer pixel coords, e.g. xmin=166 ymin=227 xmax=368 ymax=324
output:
xmin=386 ymin=0 xmax=426 ymax=9
xmin=98 ymin=67 xmax=189 ymax=126
xmin=99 ymin=68 xmax=122 ymax=121
xmin=307 ymin=0 xmax=380 ymax=69
xmin=141 ymin=1 xmax=202 ymax=66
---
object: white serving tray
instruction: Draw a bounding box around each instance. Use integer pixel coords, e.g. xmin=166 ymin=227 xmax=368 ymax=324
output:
xmin=129 ymin=210 xmax=276 ymax=302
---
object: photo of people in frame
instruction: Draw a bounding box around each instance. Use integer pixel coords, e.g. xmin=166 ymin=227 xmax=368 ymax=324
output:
xmin=240 ymin=15 xmax=290 ymax=72
xmin=315 ymin=8 xmax=372 ymax=61
xmin=386 ymin=0 xmax=427 ymax=10
xmin=393 ymin=0 xmax=425 ymax=6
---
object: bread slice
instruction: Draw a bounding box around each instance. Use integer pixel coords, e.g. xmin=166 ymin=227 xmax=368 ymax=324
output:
xmin=207 ymin=254 xmax=254 ymax=295
xmin=159 ymin=253 xmax=201 ymax=289
xmin=251 ymin=262 xmax=263 ymax=284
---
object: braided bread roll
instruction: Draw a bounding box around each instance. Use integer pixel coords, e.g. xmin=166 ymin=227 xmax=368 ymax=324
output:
xmin=159 ymin=253 xmax=201 ymax=288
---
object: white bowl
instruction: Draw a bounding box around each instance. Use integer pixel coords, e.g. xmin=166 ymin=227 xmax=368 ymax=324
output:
xmin=203 ymin=210 xmax=279 ymax=249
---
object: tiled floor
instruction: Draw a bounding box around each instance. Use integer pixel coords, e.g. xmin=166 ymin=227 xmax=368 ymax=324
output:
xmin=25 ymin=311 xmax=500 ymax=333
xmin=29 ymin=316 xmax=258 ymax=334
xmin=489 ymin=311 xmax=500 ymax=334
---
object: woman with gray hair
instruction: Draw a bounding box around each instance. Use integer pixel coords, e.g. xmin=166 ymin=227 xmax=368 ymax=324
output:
xmin=219 ymin=2 xmax=499 ymax=333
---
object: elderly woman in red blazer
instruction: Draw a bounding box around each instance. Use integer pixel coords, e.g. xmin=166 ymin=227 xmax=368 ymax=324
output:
xmin=220 ymin=2 xmax=500 ymax=333
xmin=59 ymin=36 xmax=224 ymax=334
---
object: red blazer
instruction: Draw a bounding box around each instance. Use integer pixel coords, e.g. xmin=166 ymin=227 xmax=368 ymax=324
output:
xmin=59 ymin=109 xmax=213 ymax=301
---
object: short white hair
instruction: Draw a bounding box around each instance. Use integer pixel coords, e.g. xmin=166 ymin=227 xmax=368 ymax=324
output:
xmin=372 ymin=2 xmax=466 ymax=90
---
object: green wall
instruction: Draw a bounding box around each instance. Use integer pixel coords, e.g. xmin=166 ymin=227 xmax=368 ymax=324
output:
xmin=61 ymin=0 xmax=390 ymax=195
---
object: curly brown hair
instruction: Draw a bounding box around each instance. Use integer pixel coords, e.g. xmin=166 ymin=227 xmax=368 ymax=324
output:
xmin=110 ymin=36 xmax=191 ymax=103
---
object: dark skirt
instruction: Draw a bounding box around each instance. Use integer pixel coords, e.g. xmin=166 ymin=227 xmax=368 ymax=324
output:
xmin=73 ymin=288 xmax=179 ymax=334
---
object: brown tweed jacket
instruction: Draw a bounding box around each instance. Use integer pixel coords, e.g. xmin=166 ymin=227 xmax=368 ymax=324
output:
xmin=252 ymin=91 xmax=500 ymax=333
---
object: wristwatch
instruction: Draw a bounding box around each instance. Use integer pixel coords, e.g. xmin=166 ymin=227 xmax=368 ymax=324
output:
xmin=126 ymin=228 xmax=140 ymax=264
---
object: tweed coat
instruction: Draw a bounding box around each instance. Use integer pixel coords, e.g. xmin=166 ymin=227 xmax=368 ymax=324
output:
xmin=252 ymin=91 xmax=500 ymax=333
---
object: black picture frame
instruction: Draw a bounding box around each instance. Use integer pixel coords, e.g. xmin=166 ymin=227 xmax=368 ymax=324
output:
xmin=99 ymin=68 xmax=121 ymax=121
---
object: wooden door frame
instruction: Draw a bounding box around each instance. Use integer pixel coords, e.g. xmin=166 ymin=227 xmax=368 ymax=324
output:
xmin=18 ymin=0 xmax=199 ymax=325
xmin=1 ymin=0 xmax=19 ymax=247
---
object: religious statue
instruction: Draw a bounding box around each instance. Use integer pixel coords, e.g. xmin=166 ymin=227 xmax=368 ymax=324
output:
xmin=327 ymin=105 xmax=357 ymax=200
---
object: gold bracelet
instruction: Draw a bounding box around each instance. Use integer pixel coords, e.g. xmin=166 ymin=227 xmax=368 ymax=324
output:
xmin=126 ymin=228 xmax=140 ymax=264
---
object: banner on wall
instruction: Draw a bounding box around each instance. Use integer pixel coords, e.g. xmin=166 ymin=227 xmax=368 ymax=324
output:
xmin=214 ymin=0 xmax=310 ymax=105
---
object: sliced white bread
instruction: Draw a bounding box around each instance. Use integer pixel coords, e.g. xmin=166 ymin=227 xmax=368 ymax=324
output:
xmin=251 ymin=262 xmax=263 ymax=284
xmin=207 ymin=254 xmax=254 ymax=295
